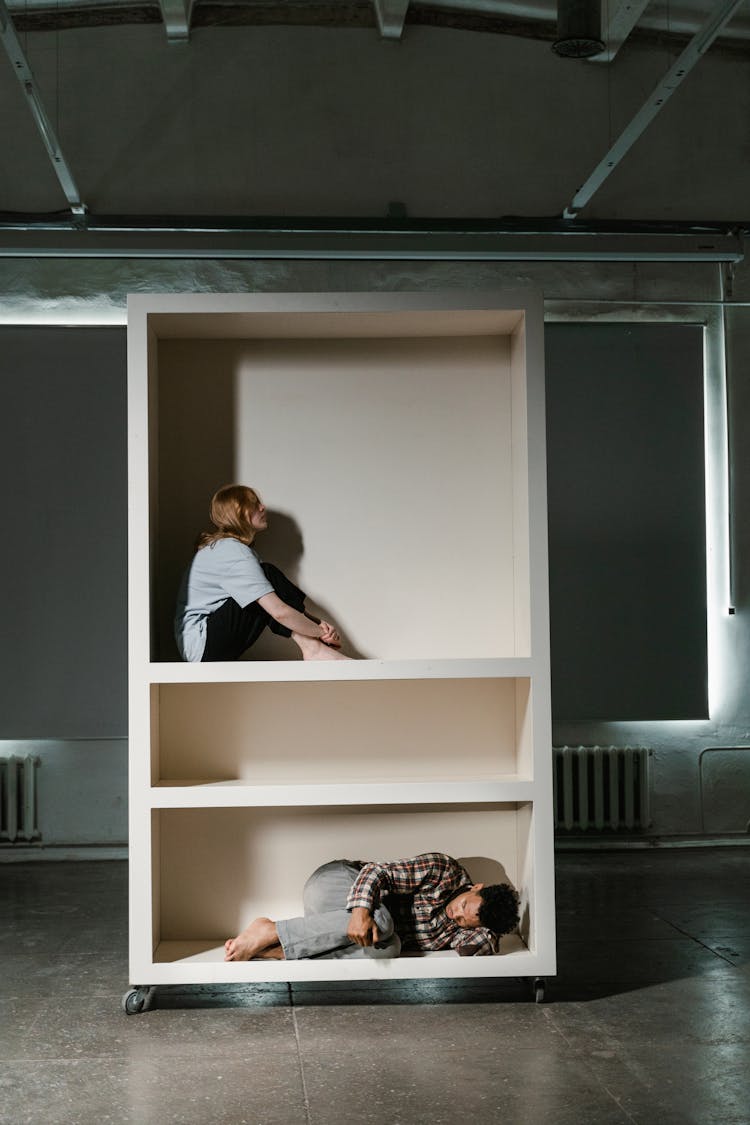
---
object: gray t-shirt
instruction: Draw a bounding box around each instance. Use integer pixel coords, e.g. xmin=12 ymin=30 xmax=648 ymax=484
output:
xmin=174 ymin=537 xmax=275 ymax=661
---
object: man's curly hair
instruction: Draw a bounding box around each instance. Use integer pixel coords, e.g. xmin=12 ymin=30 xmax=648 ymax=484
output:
xmin=477 ymin=883 xmax=520 ymax=936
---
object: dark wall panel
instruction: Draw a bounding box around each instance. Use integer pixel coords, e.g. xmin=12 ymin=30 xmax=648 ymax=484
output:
xmin=545 ymin=323 xmax=708 ymax=721
xmin=0 ymin=327 xmax=127 ymax=737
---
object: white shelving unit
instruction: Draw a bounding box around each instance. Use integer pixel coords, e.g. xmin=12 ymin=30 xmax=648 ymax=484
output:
xmin=126 ymin=290 xmax=555 ymax=1002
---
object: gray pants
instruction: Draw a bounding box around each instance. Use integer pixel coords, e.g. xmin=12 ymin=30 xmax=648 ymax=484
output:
xmin=276 ymin=860 xmax=401 ymax=960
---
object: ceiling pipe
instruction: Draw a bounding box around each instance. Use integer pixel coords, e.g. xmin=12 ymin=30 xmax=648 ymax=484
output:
xmin=0 ymin=217 xmax=742 ymax=263
xmin=552 ymin=0 xmax=604 ymax=59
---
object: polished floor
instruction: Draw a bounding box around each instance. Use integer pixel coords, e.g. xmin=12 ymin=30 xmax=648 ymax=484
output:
xmin=1 ymin=847 xmax=749 ymax=1125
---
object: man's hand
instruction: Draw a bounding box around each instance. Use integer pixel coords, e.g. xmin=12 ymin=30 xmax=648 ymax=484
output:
xmin=347 ymin=907 xmax=379 ymax=947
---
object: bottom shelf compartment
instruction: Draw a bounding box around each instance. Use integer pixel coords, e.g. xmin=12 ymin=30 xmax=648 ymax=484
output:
xmin=132 ymin=802 xmax=554 ymax=983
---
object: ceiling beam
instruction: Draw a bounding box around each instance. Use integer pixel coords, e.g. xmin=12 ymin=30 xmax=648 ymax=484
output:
xmin=0 ymin=0 xmax=86 ymax=215
xmin=590 ymin=0 xmax=651 ymax=62
xmin=159 ymin=0 xmax=193 ymax=43
xmin=564 ymin=0 xmax=746 ymax=218
xmin=373 ymin=0 xmax=410 ymax=40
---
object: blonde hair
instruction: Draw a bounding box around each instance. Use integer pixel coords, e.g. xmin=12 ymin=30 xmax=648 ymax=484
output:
xmin=196 ymin=484 xmax=261 ymax=551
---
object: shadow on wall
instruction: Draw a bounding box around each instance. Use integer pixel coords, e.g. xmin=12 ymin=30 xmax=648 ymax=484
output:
xmin=458 ymin=855 xmax=529 ymax=944
xmin=156 ymin=347 xmax=362 ymax=661
xmin=248 ymin=509 xmax=368 ymax=661
xmin=162 ymin=493 xmax=366 ymax=662
xmin=459 ymin=856 xmax=511 ymax=888
xmin=157 ymin=340 xmax=369 ymax=661
xmin=157 ymin=344 xmax=236 ymax=661
xmin=258 ymin=508 xmax=304 ymax=581
xmin=238 ymin=508 xmax=304 ymax=661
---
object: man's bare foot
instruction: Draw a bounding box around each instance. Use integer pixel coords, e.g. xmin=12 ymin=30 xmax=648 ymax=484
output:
xmin=293 ymin=634 xmax=352 ymax=662
xmin=255 ymin=943 xmax=285 ymax=960
xmin=224 ymin=917 xmax=279 ymax=961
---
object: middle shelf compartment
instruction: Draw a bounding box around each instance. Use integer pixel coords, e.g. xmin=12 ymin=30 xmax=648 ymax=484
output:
xmin=150 ymin=676 xmax=535 ymax=786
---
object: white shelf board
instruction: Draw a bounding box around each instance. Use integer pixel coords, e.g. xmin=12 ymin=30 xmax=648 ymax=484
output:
xmin=144 ymin=933 xmax=554 ymax=984
xmin=146 ymin=657 xmax=533 ymax=685
xmin=149 ymin=779 xmax=535 ymax=809
xmin=132 ymin=291 xmax=529 ymax=339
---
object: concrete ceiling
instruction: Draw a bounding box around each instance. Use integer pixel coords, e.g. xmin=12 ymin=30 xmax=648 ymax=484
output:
xmin=4 ymin=0 xmax=750 ymax=47
xmin=1 ymin=0 xmax=748 ymax=228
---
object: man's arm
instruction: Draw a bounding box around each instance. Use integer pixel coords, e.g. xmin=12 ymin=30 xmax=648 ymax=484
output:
xmin=347 ymin=906 xmax=380 ymax=947
xmin=346 ymin=854 xmax=472 ymax=948
xmin=346 ymin=853 xmax=458 ymax=913
xmin=451 ymin=928 xmax=499 ymax=957
xmin=257 ymin=592 xmax=340 ymax=644
xmin=344 ymin=863 xmax=390 ymax=946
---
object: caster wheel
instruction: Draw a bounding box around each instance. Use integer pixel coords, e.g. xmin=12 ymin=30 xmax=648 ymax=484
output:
xmin=533 ymin=978 xmax=546 ymax=1004
xmin=122 ymin=987 xmax=154 ymax=1015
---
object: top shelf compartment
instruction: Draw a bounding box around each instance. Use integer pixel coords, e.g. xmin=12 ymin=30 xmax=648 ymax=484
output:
xmin=127 ymin=292 xmax=546 ymax=667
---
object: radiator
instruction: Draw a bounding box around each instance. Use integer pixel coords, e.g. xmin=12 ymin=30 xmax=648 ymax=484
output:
xmin=0 ymin=755 xmax=40 ymax=843
xmin=553 ymin=746 xmax=652 ymax=832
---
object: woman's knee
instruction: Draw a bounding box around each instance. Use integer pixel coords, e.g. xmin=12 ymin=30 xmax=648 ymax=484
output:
xmin=261 ymin=562 xmax=285 ymax=584
xmin=261 ymin=562 xmax=305 ymax=609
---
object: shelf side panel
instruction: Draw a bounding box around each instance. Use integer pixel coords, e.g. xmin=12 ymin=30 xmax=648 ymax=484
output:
xmin=151 ymin=808 xmax=161 ymax=957
xmin=514 ymin=678 xmax=534 ymax=780
xmin=510 ymin=316 xmax=531 ymax=657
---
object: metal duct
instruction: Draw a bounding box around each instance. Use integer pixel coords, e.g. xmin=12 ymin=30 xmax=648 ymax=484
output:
xmin=553 ymin=0 xmax=604 ymax=58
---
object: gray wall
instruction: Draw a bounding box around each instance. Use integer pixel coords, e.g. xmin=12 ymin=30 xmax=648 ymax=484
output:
xmin=0 ymin=328 xmax=128 ymax=849
xmin=1 ymin=20 xmax=749 ymax=847
xmin=2 ymin=255 xmax=750 ymax=847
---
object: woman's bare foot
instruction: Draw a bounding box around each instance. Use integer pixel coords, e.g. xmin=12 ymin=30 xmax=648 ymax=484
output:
xmin=224 ymin=917 xmax=279 ymax=961
xmin=293 ymin=634 xmax=352 ymax=661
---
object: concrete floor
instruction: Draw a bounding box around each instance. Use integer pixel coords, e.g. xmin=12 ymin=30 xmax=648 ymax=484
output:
xmin=1 ymin=848 xmax=749 ymax=1125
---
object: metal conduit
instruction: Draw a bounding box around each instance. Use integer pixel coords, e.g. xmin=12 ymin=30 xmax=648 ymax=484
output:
xmin=0 ymin=218 xmax=744 ymax=261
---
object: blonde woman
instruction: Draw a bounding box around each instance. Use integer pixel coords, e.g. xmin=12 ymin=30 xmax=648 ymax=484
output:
xmin=175 ymin=484 xmax=349 ymax=663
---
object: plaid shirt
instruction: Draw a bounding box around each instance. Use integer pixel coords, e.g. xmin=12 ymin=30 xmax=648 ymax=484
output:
xmin=346 ymin=852 xmax=499 ymax=957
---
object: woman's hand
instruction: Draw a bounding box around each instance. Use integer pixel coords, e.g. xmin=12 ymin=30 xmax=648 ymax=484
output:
xmin=319 ymin=621 xmax=341 ymax=648
xmin=347 ymin=907 xmax=379 ymax=947
xmin=260 ymin=598 xmax=342 ymax=646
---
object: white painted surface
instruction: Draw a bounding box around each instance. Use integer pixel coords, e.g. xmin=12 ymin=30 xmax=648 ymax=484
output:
xmin=158 ymin=333 xmax=515 ymax=661
xmin=150 ymin=781 xmax=537 ymax=807
xmin=147 ymin=939 xmax=552 ymax=986
xmin=127 ymin=290 xmax=556 ymax=985
xmin=156 ymin=804 xmax=527 ymax=938
xmin=155 ymin=678 xmax=532 ymax=784
xmin=147 ymin=657 xmax=533 ymax=681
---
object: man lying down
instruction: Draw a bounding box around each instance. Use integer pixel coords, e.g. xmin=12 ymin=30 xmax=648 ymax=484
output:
xmin=224 ymin=852 xmax=520 ymax=961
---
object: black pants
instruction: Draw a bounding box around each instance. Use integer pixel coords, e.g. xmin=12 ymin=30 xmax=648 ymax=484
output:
xmin=202 ymin=563 xmax=307 ymax=662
